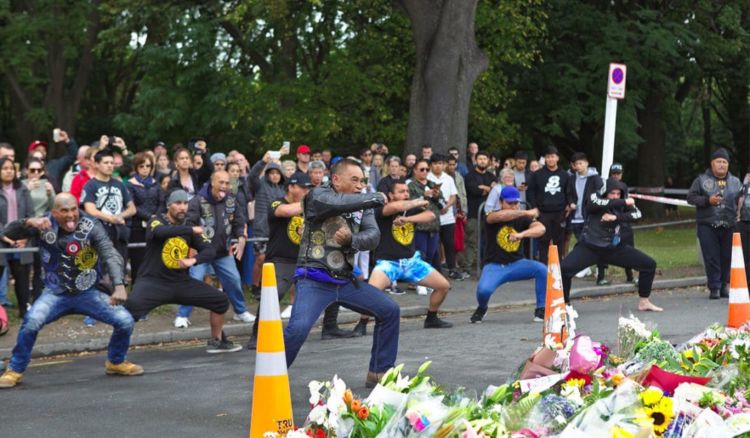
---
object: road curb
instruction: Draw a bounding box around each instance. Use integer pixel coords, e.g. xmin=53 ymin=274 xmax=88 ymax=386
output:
xmin=1 ymin=276 xmax=707 ymax=359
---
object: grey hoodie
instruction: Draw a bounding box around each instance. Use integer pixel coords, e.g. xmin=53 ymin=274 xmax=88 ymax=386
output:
xmin=249 ymin=160 xmax=286 ymax=239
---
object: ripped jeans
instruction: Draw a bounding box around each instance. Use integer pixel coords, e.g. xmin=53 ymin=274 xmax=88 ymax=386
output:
xmin=8 ymin=288 xmax=134 ymax=373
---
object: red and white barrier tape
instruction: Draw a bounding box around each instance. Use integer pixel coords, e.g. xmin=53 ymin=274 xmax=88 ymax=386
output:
xmin=630 ymin=193 xmax=691 ymax=207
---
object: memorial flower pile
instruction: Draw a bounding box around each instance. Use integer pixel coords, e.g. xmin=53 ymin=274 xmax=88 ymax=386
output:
xmin=266 ymin=317 xmax=750 ymax=437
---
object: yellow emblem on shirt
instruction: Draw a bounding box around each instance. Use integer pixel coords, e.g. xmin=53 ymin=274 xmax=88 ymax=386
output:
xmin=150 ymin=219 xmax=162 ymax=229
xmin=75 ymin=245 xmax=98 ymax=270
xmin=392 ymin=222 xmax=414 ymax=246
xmin=162 ymin=237 xmax=189 ymax=269
xmin=496 ymin=225 xmax=521 ymax=253
xmin=287 ymin=215 xmax=304 ymax=245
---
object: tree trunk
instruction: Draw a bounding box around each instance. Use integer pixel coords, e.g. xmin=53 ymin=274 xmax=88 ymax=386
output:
xmin=701 ymin=83 xmax=712 ymax=166
xmin=400 ymin=0 xmax=488 ymax=157
xmin=636 ymin=91 xmax=666 ymax=219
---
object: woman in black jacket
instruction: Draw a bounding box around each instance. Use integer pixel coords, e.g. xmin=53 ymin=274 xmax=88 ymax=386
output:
xmin=0 ymin=157 xmax=34 ymax=317
xmin=167 ymin=147 xmax=213 ymax=200
xmin=127 ymin=152 xmax=161 ymax=282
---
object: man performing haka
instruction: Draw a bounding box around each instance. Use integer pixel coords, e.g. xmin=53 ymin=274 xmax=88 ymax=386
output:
xmin=125 ymin=190 xmax=242 ymax=353
xmin=359 ymin=178 xmax=452 ymax=331
xmin=561 ymin=179 xmax=662 ymax=311
xmin=283 ymin=158 xmax=400 ymax=388
xmin=0 ymin=193 xmax=142 ymax=388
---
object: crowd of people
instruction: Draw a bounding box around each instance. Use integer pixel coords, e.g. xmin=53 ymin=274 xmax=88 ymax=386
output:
xmin=0 ymin=131 xmax=749 ymax=388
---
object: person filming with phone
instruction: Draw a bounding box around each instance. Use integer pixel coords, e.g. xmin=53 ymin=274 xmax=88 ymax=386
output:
xmin=687 ymin=148 xmax=743 ymax=300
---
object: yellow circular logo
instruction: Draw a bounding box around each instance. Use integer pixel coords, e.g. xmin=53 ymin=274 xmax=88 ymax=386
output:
xmin=162 ymin=237 xmax=189 ymax=269
xmin=496 ymin=225 xmax=521 ymax=253
xmin=74 ymin=245 xmax=98 ymax=270
xmin=288 ymin=216 xmax=304 ymax=245
xmin=392 ymin=222 xmax=414 ymax=246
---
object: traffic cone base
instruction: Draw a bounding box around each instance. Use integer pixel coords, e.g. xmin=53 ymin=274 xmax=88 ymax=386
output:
xmin=727 ymin=233 xmax=750 ymax=328
xmin=250 ymin=263 xmax=294 ymax=438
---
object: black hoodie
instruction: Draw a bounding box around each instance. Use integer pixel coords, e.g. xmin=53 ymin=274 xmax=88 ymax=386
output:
xmin=580 ymin=179 xmax=641 ymax=248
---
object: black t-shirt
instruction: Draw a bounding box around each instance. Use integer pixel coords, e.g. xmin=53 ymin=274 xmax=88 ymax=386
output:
xmin=266 ymin=197 xmax=303 ymax=263
xmin=81 ymin=177 xmax=132 ymax=215
xmin=484 ymin=216 xmax=532 ymax=265
xmin=373 ymin=206 xmax=420 ymax=261
xmin=136 ymin=213 xmax=215 ymax=282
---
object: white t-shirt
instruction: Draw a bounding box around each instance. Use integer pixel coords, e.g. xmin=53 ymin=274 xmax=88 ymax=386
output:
xmin=428 ymin=172 xmax=458 ymax=225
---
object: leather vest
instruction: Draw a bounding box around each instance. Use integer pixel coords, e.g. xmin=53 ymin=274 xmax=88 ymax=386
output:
xmin=39 ymin=216 xmax=102 ymax=294
xmin=299 ymin=211 xmax=362 ymax=279
xmin=695 ymin=172 xmax=742 ymax=227
xmin=198 ymin=194 xmax=237 ymax=247
xmin=741 ymin=183 xmax=750 ymax=222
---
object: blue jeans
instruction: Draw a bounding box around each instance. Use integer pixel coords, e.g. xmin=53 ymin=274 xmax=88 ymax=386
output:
xmin=415 ymin=230 xmax=440 ymax=269
xmin=9 ymin=288 xmax=134 ymax=373
xmin=178 ymin=255 xmax=247 ymax=317
xmin=284 ymin=278 xmax=400 ymax=372
xmin=0 ymin=267 xmax=8 ymax=305
xmin=476 ymin=259 xmax=547 ymax=310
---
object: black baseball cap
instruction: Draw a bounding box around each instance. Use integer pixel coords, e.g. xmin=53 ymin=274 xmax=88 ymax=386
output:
xmin=287 ymin=173 xmax=313 ymax=188
xmin=610 ymin=163 xmax=623 ymax=174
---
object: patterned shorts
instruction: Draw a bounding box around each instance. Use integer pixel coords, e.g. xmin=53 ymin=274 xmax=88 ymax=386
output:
xmin=374 ymin=252 xmax=434 ymax=284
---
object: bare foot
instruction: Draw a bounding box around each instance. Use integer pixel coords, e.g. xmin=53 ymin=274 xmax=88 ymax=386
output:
xmin=638 ymin=299 xmax=663 ymax=312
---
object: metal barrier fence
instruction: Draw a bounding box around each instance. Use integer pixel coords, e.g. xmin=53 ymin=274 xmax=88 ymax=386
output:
xmin=0 ymin=237 xmax=269 ymax=254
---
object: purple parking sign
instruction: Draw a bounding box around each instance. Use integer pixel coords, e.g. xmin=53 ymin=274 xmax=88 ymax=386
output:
xmin=607 ymin=63 xmax=627 ymax=99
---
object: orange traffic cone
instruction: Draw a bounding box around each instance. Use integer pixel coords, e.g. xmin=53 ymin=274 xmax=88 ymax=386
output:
xmin=543 ymin=244 xmax=568 ymax=349
xmin=727 ymin=233 xmax=750 ymax=328
xmin=249 ymin=263 xmax=294 ymax=437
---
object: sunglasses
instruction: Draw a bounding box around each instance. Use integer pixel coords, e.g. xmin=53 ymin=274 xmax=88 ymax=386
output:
xmin=28 ymin=168 xmax=44 ymax=173
xmin=416 ymin=168 xmax=429 ymax=172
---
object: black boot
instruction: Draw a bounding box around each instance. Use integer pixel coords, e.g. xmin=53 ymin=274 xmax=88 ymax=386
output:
xmin=424 ymin=311 xmax=453 ymax=329
xmin=352 ymin=319 xmax=368 ymax=337
xmin=321 ymin=305 xmax=355 ymax=340
xmin=721 ymin=283 xmax=730 ymax=298
xmin=709 ymin=288 xmax=720 ymax=300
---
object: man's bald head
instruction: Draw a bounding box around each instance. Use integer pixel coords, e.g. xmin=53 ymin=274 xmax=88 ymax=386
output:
xmin=52 ymin=193 xmax=80 ymax=232
xmin=54 ymin=193 xmax=78 ymax=210
xmin=210 ymin=170 xmax=231 ymax=201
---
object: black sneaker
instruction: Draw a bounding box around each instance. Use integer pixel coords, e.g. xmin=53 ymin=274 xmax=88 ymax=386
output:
xmin=533 ymin=308 xmax=545 ymax=322
xmin=246 ymin=336 xmax=257 ymax=351
xmin=424 ymin=316 xmax=453 ymax=329
xmin=709 ymin=288 xmax=720 ymax=300
xmin=721 ymin=284 xmax=730 ymax=298
xmin=352 ymin=320 xmax=368 ymax=337
xmin=596 ymin=279 xmax=610 ymax=286
xmin=448 ymin=270 xmax=463 ymax=280
xmin=321 ymin=327 xmax=356 ymax=340
xmin=386 ymin=286 xmax=406 ymax=296
xmin=207 ymin=338 xmax=242 ymax=354
xmin=470 ymin=307 xmax=487 ymax=324
xmin=460 ymin=271 xmax=471 ymax=280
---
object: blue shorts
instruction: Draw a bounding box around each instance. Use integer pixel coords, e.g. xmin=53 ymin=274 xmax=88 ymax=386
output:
xmin=374 ymin=252 xmax=434 ymax=284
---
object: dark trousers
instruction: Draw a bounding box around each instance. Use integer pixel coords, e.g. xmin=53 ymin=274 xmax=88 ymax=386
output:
xmin=561 ymin=242 xmax=656 ymax=303
xmin=2 ymin=260 xmax=31 ymax=318
xmin=697 ymin=224 xmax=734 ymax=290
xmin=739 ymin=221 xmax=750 ymax=288
xmin=128 ymin=227 xmax=146 ymax=283
xmin=440 ymin=224 xmax=456 ymax=270
xmin=597 ymin=231 xmax=635 ymax=281
xmin=539 ymin=210 xmax=566 ymax=264
xmin=415 ymin=230 xmax=440 ymax=270
xmin=126 ymin=276 xmax=230 ymax=321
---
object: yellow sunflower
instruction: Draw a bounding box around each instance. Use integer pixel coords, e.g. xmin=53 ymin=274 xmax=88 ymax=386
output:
xmin=640 ymin=387 xmax=664 ymax=406
xmin=644 ymin=397 xmax=674 ymax=436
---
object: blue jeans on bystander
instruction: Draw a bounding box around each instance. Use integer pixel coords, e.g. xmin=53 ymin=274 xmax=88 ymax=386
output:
xmin=178 ymin=255 xmax=248 ymax=317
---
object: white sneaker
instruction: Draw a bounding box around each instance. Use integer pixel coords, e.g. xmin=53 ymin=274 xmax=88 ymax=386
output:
xmin=233 ymin=311 xmax=256 ymax=323
xmin=174 ymin=316 xmax=191 ymax=328
xmin=280 ymin=306 xmax=293 ymax=319
xmin=575 ymin=267 xmax=592 ymax=278
xmin=416 ymin=286 xmax=429 ymax=296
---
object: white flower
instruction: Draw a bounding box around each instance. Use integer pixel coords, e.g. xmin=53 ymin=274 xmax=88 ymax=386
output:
xmin=308 ymin=380 xmax=323 ymax=406
xmin=561 ymin=384 xmax=584 ymax=407
xmin=330 ymin=375 xmax=347 ymax=399
xmin=307 ymin=405 xmax=328 ymax=426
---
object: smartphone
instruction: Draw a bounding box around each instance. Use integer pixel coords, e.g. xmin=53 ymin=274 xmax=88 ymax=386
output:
xmin=281 ymin=141 xmax=290 ymax=155
xmin=269 ymin=150 xmax=281 ymax=160
xmin=53 ymin=128 xmax=62 ymax=143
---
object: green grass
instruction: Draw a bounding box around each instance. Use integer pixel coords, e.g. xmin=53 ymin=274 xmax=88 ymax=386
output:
xmin=633 ymin=225 xmax=699 ymax=269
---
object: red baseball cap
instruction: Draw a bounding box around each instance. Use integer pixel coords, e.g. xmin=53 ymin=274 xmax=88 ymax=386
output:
xmin=28 ymin=140 xmax=48 ymax=152
xmin=297 ymin=144 xmax=311 ymax=154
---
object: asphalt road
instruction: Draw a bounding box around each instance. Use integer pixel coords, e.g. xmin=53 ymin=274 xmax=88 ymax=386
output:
xmin=1 ymin=287 xmax=727 ymax=437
